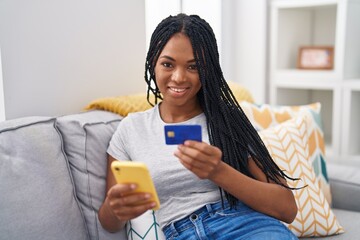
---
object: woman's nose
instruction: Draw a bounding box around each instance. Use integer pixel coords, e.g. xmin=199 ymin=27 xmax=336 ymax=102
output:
xmin=171 ymin=68 xmax=186 ymax=83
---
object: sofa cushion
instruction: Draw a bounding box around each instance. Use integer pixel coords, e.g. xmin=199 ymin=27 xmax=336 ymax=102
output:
xmin=85 ymin=94 xmax=153 ymax=117
xmin=56 ymin=110 xmax=126 ymax=240
xmin=302 ymin=209 xmax=360 ymax=240
xmin=240 ymin=101 xmax=332 ymax=205
xmin=327 ymin=161 xmax=360 ymax=212
xmin=227 ymin=81 xmax=255 ymax=103
xmin=0 ymin=117 xmax=89 ymax=240
xmin=258 ymin=114 xmax=343 ymax=237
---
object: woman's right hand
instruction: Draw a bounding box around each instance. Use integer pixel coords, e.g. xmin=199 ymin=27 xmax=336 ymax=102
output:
xmin=105 ymin=182 xmax=156 ymax=222
xmin=99 ymin=155 xmax=156 ymax=232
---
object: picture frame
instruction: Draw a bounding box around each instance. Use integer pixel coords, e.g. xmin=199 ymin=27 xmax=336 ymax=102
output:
xmin=297 ymin=46 xmax=334 ymax=70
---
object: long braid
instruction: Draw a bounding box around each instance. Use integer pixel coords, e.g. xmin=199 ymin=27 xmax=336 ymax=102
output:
xmin=145 ymin=14 xmax=299 ymax=208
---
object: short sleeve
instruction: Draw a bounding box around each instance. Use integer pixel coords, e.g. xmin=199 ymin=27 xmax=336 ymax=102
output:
xmin=107 ymin=119 xmax=130 ymax=161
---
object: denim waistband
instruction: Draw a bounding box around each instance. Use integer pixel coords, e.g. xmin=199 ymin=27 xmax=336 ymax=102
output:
xmin=164 ymin=200 xmax=249 ymax=235
xmin=163 ymin=200 xmax=298 ymax=240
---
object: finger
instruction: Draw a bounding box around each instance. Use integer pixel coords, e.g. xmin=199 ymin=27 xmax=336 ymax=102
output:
xmin=176 ymin=144 xmax=221 ymax=170
xmin=110 ymin=195 xmax=154 ymax=212
xmin=108 ymin=191 xmax=156 ymax=218
xmin=177 ymin=144 xmax=208 ymax=163
xmin=178 ymin=156 xmax=216 ymax=179
xmin=112 ymin=201 xmax=156 ymax=221
xmin=178 ymin=144 xmax=221 ymax=169
xmin=183 ymin=140 xmax=208 ymax=152
xmin=118 ymin=192 xmax=152 ymax=205
xmin=108 ymin=183 xmax=137 ymax=198
xmin=175 ymin=149 xmax=204 ymax=169
xmin=184 ymin=140 xmax=222 ymax=158
xmin=175 ymin=147 xmax=218 ymax=176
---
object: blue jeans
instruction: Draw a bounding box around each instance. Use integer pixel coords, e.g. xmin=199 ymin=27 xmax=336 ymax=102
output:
xmin=163 ymin=201 xmax=298 ymax=240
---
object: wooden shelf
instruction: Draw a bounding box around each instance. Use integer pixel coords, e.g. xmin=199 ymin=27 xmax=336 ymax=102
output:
xmin=269 ymin=0 xmax=360 ymax=162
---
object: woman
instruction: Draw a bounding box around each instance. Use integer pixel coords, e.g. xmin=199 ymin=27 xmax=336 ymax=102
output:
xmin=99 ymin=13 xmax=298 ymax=239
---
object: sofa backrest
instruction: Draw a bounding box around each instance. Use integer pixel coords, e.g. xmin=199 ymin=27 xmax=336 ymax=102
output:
xmin=56 ymin=110 xmax=126 ymax=240
xmin=0 ymin=117 xmax=89 ymax=239
xmin=0 ymin=110 xmax=166 ymax=240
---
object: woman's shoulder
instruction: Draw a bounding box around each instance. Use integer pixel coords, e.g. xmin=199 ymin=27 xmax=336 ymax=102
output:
xmin=122 ymin=106 xmax=158 ymax=125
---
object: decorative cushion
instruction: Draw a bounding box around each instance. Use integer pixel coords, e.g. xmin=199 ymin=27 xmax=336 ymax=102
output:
xmin=258 ymin=115 xmax=344 ymax=237
xmin=126 ymin=210 xmax=165 ymax=240
xmin=85 ymin=94 xmax=153 ymax=117
xmin=227 ymin=81 xmax=254 ymax=103
xmin=0 ymin=117 xmax=89 ymax=240
xmin=240 ymin=101 xmax=332 ymax=204
xmin=84 ymin=82 xmax=253 ymax=117
xmin=56 ymin=110 xmax=126 ymax=240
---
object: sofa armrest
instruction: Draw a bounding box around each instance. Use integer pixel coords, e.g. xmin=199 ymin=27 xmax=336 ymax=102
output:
xmin=328 ymin=160 xmax=360 ymax=212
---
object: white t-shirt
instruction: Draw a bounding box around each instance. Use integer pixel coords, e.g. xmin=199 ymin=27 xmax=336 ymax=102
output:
xmin=107 ymin=104 xmax=221 ymax=229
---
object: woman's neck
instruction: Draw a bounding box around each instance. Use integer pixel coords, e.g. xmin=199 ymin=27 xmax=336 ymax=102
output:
xmin=159 ymin=102 xmax=203 ymax=123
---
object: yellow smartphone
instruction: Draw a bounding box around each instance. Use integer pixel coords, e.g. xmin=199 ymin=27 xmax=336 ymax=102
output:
xmin=111 ymin=161 xmax=160 ymax=210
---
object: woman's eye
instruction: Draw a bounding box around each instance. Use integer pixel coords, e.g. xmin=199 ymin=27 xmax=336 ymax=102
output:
xmin=188 ymin=64 xmax=198 ymax=70
xmin=162 ymin=62 xmax=172 ymax=68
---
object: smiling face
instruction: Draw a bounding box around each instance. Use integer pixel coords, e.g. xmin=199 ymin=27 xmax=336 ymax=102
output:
xmin=154 ymin=33 xmax=202 ymax=116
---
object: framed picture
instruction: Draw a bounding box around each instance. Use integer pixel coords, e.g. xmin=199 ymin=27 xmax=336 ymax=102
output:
xmin=297 ymin=46 xmax=334 ymax=70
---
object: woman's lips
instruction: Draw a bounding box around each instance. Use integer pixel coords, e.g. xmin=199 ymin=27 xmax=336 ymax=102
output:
xmin=169 ymin=87 xmax=187 ymax=93
xmin=168 ymin=87 xmax=189 ymax=97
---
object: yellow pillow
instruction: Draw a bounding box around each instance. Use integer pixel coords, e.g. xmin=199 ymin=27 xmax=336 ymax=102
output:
xmin=258 ymin=115 xmax=343 ymax=237
xmin=227 ymin=81 xmax=254 ymax=103
xmin=85 ymin=82 xmax=253 ymax=117
xmin=240 ymin=101 xmax=332 ymax=205
xmin=84 ymin=94 xmax=153 ymax=117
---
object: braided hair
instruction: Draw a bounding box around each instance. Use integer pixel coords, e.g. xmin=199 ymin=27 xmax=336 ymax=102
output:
xmin=145 ymin=13 xmax=297 ymax=207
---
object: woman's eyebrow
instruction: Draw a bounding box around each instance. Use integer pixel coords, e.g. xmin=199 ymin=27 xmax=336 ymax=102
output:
xmin=159 ymin=55 xmax=175 ymax=61
xmin=159 ymin=55 xmax=196 ymax=63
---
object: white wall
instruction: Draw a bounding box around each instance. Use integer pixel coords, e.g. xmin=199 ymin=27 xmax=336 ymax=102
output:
xmin=0 ymin=0 xmax=268 ymax=120
xmin=222 ymin=0 xmax=268 ymax=103
xmin=0 ymin=0 xmax=146 ymax=119
xmin=0 ymin=48 xmax=5 ymax=121
xmin=221 ymin=0 xmax=237 ymax=82
xmin=145 ymin=0 xmax=181 ymax=50
xmin=145 ymin=0 xmax=222 ymax=55
xmin=181 ymin=0 xmax=222 ymax=57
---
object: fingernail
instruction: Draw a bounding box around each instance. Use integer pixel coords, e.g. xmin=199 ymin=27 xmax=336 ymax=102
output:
xmin=130 ymin=184 xmax=136 ymax=189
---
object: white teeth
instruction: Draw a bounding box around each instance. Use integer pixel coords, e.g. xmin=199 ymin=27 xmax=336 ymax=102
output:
xmin=170 ymin=87 xmax=186 ymax=93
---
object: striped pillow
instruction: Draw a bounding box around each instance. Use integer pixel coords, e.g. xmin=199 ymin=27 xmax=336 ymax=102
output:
xmin=240 ymin=101 xmax=332 ymax=204
xmin=259 ymin=115 xmax=343 ymax=237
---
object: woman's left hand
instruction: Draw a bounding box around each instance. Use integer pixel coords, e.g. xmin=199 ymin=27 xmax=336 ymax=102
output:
xmin=174 ymin=140 xmax=223 ymax=179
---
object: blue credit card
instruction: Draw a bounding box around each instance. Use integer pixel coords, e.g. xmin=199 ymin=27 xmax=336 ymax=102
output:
xmin=164 ymin=125 xmax=202 ymax=145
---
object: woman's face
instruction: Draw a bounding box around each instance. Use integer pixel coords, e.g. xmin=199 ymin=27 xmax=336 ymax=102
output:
xmin=154 ymin=33 xmax=201 ymax=110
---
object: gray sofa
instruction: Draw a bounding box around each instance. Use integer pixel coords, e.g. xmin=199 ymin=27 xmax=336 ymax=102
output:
xmin=0 ymin=110 xmax=359 ymax=240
